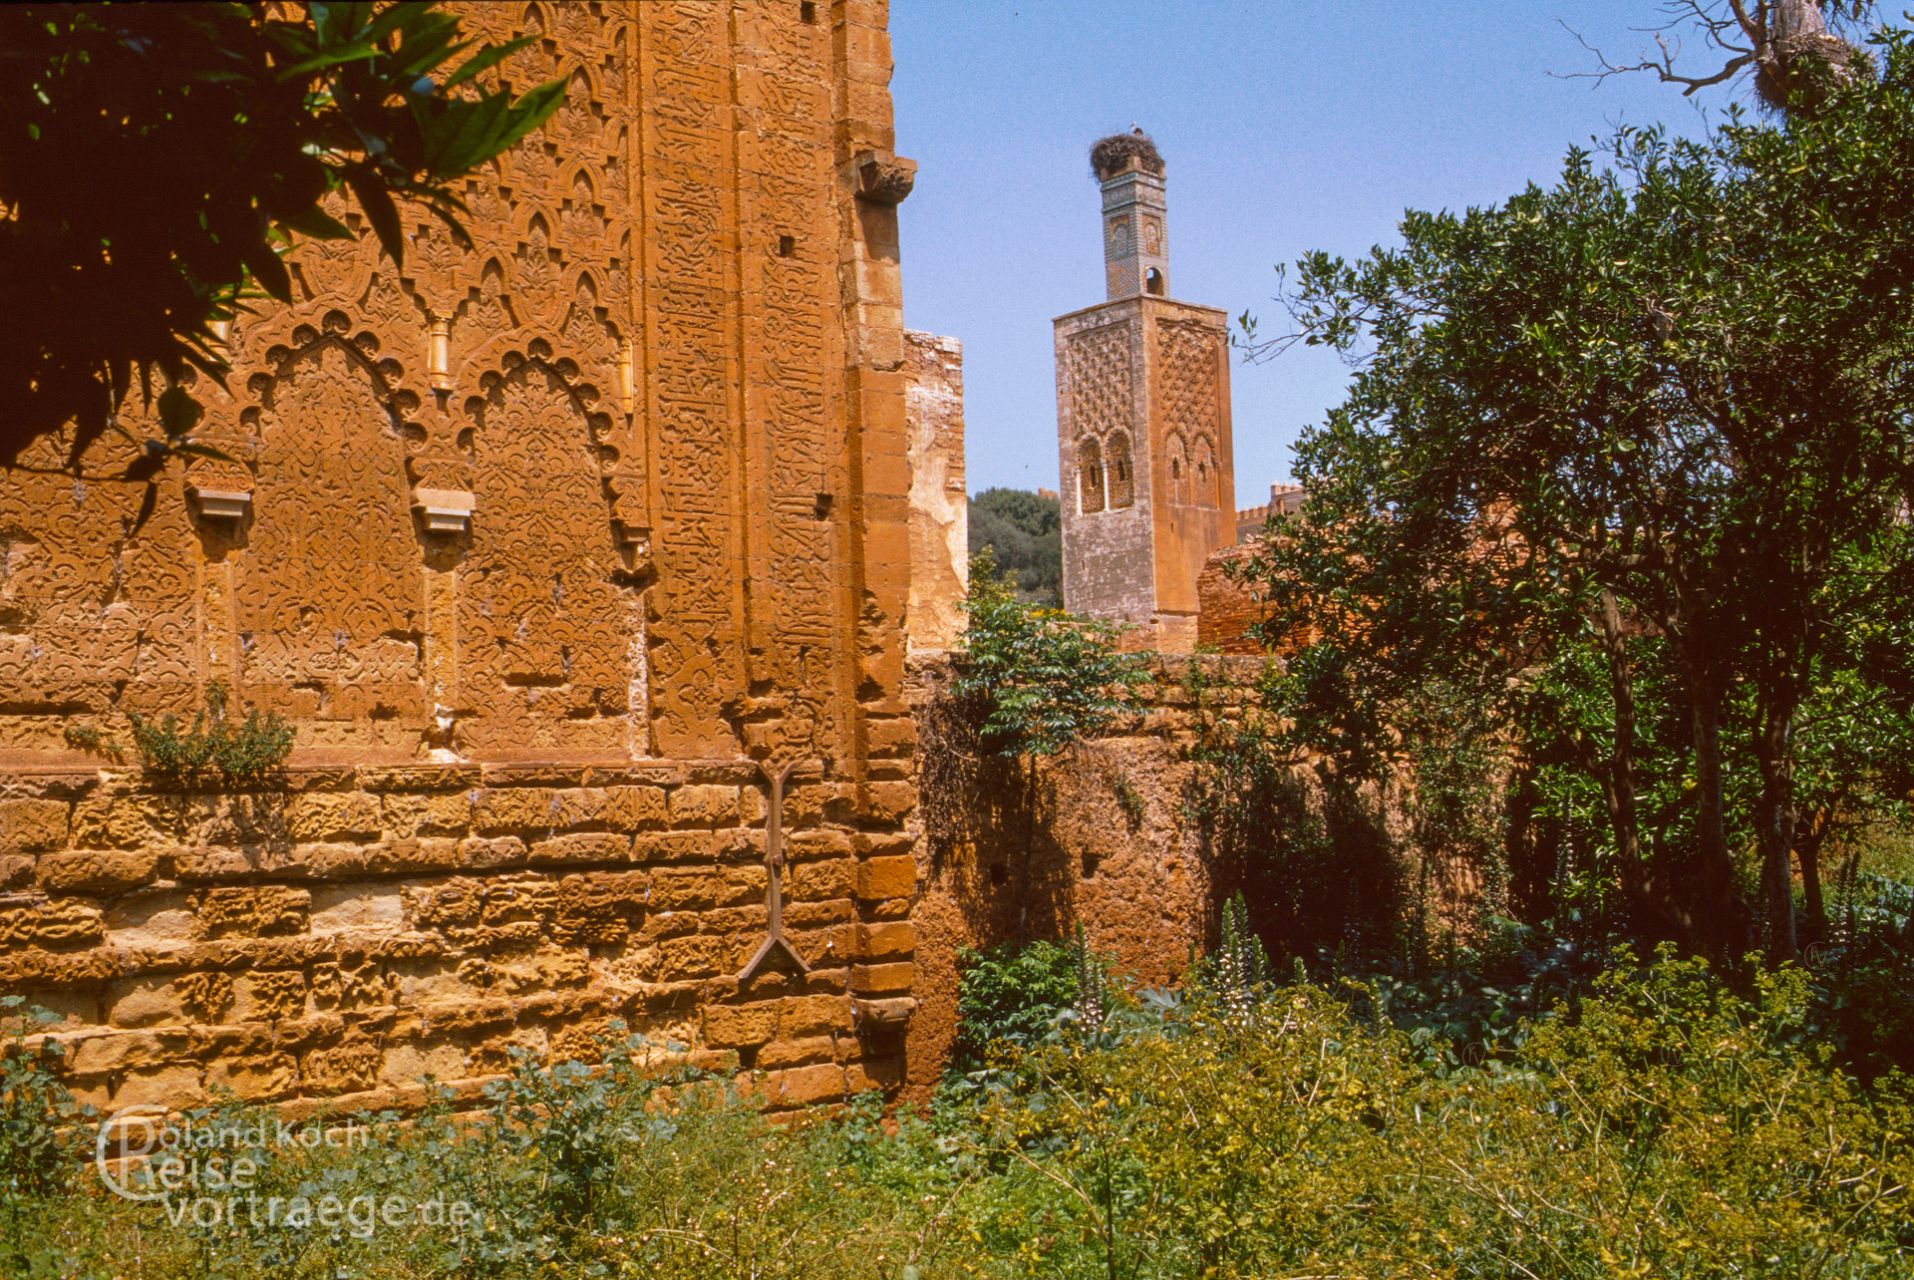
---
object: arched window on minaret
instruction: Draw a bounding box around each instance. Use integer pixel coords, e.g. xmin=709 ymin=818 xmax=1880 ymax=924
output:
xmin=1078 ymin=437 xmax=1106 ymax=514
xmin=1107 ymin=431 xmax=1135 ymax=509
xmin=1193 ymin=436 xmax=1219 ymax=508
xmin=1167 ymin=436 xmax=1189 ymax=506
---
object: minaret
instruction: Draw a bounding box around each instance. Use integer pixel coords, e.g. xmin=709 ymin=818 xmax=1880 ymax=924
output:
xmin=1054 ymin=130 xmax=1235 ymax=653
xmin=1097 ymin=129 xmax=1171 ymax=300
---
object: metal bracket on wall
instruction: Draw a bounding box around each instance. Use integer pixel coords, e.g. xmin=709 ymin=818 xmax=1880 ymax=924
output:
xmin=737 ymin=759 xmax=815 ymax=983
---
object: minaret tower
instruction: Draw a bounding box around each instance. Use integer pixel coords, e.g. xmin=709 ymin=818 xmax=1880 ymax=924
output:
xmin=1054 ymin=130 xmax=1235 ymax=652
xmin=1099 ymin=131 xmax=1171 ymax=300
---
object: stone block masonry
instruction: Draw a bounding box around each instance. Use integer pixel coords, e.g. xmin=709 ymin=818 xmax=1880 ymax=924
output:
xmin=1 ymin=758 xmax=915 ymax=1113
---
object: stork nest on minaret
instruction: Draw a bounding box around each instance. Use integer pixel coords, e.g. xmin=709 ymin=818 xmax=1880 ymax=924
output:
xmin=1091 ymin=130 xmax=1164 ymax=180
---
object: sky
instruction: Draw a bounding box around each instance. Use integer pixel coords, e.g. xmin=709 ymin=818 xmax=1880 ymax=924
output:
xmin=890 ymin=0 xmax=1736 ymax=499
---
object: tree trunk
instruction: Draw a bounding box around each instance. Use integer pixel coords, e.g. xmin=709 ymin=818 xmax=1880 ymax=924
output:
xmin=1597 ymin=591 xmax=1650 ymax=923
xmin=1689 ymin=688 xmax=1746 ymax=956
xmin=1795 ymin=815 xmax=1827 ymax=949
xmin=1755 ymin=0 xmax=1858 ymax=112
xmin=1754 ymin=694 xmax=1800 ymax=962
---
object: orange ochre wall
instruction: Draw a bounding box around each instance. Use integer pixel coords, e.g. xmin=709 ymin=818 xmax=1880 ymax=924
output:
xmin=0 ymin=1 xmax=923 ymax=1114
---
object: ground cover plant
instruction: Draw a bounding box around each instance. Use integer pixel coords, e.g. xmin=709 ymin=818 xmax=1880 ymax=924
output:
xmin=3 ymin=944 xmax=1909 ymax=1279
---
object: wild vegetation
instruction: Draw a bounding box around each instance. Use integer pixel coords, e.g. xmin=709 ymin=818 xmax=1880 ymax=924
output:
xmin=1228 ymin=21 xmax=1914 ymax=1004
xmin=65 ymin=681 xmax=296 ymax=786
xmin=4 ymin=5 xmax=1912 ymax=1278
xmin=4 ymin=941 xmax=1910 ymax=1279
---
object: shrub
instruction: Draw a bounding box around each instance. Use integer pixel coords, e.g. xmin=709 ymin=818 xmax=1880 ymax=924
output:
xmin=952 ymin=937 xmax=1099 ymax=1066
xmin=125 ymin=679 xmax=294 ymax=786
xmin=0 ymin=958 xmax=1906 ymax=1278
xmin=952 ymin=550 xmax=1143 ymax=759
xmin=0 ymin=1001 xmax=85 ymax=1277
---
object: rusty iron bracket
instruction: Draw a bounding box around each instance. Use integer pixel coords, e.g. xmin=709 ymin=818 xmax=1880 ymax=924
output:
xmin=737 ymin=759 xmax=815 ymax=982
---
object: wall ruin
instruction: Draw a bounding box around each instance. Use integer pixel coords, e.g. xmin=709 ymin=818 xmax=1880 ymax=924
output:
xmin=0 ymin=0 xmax=926 ymax=1113
xmin=904 ymin=653 xmax=1271 ymax=1095
xmin=904 ymin=331 xmax=968 ymax=654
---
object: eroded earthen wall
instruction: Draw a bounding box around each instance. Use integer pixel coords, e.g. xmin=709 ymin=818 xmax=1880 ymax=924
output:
xmin=904 ymin=652 xmax=1270 ymax=1095
xmin=904 ymin=331 xmax=967 ymax=653
xmin=0 ymin=0 xmax=923 ymax=1112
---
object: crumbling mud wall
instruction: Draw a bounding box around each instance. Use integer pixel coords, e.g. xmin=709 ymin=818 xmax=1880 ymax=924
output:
xmin=904 ymin=331 xmax=968 ymax=653
xmin=904 ymin=653 xmax=1270 ymax=1095
xmin=0 ymin=1 xmax=923 ymax=1112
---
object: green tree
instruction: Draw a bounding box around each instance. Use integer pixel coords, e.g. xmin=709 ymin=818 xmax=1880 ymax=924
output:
xmin=1241 ymin=31 xmax=1914 ymax=959
xmin=0 ymin=1 xmax=562 ymax=471
xmin=969 ymin=487 xmax=1062 ymax=605
xmin=953 ymin=550 xmax=1144 ymax=941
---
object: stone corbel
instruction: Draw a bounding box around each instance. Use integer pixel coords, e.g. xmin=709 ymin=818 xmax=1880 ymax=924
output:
xmin=853 ymin=996 xmax=917 ymax=1028
xmin=854 ymin=150 xmax=917 ymax=206
xmin=615 ymin=520 xmax=651 ymax=557
xmin=188 ymin=485 xmax=252 ymax=523
xmin=412 ymin=487 xmax=475 ymax=535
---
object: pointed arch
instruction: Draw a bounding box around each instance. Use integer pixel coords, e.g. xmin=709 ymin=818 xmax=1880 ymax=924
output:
xmin=235 ymin=315 xmax=426 ymax=736
xmin=1166 ymin=433 xmax=1190 ymax=506
xmin=456 ymin=347 xmax=642 ymax=757
xmin=1106 ymin=430 xmax=1135 ymax=509
xmin=1192 ymin=436 xmax=1219 ymax=509
xmin=1077 ymin=436 xmax=1106 ymax=514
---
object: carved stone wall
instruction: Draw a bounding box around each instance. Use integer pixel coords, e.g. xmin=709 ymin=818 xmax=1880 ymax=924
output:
xmin=0 ymin=0 xmax=922 ymax=1113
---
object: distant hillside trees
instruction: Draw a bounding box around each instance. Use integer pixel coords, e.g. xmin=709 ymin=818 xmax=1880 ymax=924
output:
xmin=969 ymin=488 xmax=1061 ymax=605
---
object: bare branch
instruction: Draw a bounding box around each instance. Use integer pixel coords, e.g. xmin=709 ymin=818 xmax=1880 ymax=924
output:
xmin=1558 ymin=18 xmax=1754 ymax=94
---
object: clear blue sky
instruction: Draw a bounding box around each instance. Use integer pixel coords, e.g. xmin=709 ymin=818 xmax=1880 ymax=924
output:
xmin=891 ymin=1 xmax=1732 ymax=499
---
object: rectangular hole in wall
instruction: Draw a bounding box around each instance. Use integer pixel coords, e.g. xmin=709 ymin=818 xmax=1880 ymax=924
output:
xmin=777 ymin=234 xmax=796 ymax=258
xmin=799 ymin=1 xmax=816 ymax=23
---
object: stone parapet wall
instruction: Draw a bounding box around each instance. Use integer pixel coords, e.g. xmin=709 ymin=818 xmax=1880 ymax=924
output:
xmin=2 ymin=757 xmax=914 ymax=1114
xmin=1197 ymin=544 xmax=1271 ymax=655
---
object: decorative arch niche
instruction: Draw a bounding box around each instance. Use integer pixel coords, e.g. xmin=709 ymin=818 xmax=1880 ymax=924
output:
xmin=234 ymin=317 xmax=427 ymax=741
xmin=1106 ymin=431 xmax=1135 ymax=509
xmin=1077 ymin=437 xmax=1106 ymax=514
xmin=1192 ymin=436 xmax=1219 ymax=509
xmin=1167 ymin=434 xmax=1190 ymax=506
xmin=456 ymin=347 xmax=641 ymax=758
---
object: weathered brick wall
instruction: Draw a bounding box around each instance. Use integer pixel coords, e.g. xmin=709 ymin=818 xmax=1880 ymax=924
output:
xmin=1 ymin=758 xmax=917 ymax=1113
xmin=1197 ymin=544 xmax=1270 ymax=654
xmin=904 ymin=652 xmax=1268 ymax=1094
xmin=1 ymin=1 xmax=928 ymax=1113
